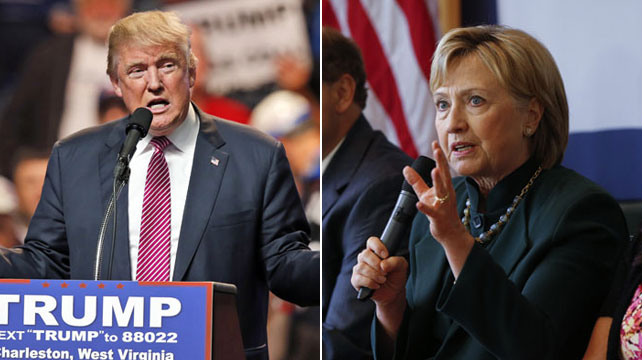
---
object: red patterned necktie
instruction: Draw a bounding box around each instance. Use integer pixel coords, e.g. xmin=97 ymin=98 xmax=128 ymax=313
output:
xmin=137 ymin=136 xmax=171 ymax=282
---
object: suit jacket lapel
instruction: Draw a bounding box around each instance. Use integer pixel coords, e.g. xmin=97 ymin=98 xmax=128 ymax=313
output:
xmin=412 ymin=233 xmax=448 ymax=305
xmin=434 ymin=206 xmax=530 ymax=356
xmin=98 ymin=119 xmax=132 ymax=280
xmin=173 ymin=106 xmax=227 ymax=281
xmin=322 ymin=115 xmax=375 ymax=217
xmin=321 ymin=181 xmax=340 ymax=217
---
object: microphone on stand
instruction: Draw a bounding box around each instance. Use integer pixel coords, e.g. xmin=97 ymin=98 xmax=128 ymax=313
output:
xmin=94 ymin=108 xmax=152 ymax=281
xmin=357 ymin=155 xmax=435 ymax=301
xmin=114 ymin=108 xmax=153 ymax=181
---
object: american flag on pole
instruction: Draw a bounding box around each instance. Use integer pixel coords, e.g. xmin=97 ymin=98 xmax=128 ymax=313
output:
xmin=322 ymin=0 xmax=442 ymax=158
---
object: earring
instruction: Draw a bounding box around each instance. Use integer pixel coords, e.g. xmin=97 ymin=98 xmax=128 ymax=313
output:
xmin=524 ymin=127 xmax=532 ymax=136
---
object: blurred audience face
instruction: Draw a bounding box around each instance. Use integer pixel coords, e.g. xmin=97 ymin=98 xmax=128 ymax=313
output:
xmin=0 ymin=215 xmax=19 ymax=248
xmin=434 ymin=55 xmax=538 ymax=184
xmin=0 ymin=177 xmax=19 ymax=247
xmin=76 ymin=0 xmax=130 ymax=43
xmin=190 ymin=26 xmax=209 ymax=93
xmin=111 ymin=44 xmax=195 ymax=136
xmin=99 ymin=104 xmax=129 ymax=124
xmin=13 ymin=158 xmax=48 ymax=220
xmin=276 ymin=54 xmax=312 ymax=93
xmin=281 ymin=125 xmax=319 ymax=179
xmin=98 ymin=95 xmax=129 ymax=124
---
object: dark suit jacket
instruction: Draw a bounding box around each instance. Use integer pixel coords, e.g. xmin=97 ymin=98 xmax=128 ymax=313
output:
xmin=0 ymin=105 xmax=320 ymax=360
xmin=375 ymin=159 xmax=627 ymax=360
xmin=322 ymin=115 xmax=412 ymax=359
xmin=0 ymin=34 xmax=74 ymax=176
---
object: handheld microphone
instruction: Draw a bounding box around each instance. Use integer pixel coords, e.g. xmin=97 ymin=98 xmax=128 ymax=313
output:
xmin=114 ymin=107 xmax=152 ymax=180
xmin=357 ymin=155 xmax=435 ymax=301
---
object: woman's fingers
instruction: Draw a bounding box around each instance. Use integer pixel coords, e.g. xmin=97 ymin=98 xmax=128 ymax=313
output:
xmin=431 ymin=142 xmax=451 ymax=202
xmin=433 ymin=141 xmax=453 ymax=185
xmin=403 ymin=166 xmax=429 ymax=197
xmin=357 ymin=246 xmax=386 ymax=274
xmin=416 ymin=198 xmax=437 ymax=216
xmin=403 ymin=142 xmax=458 ymax=223
xmin=404 ymin=165 xmax=439 ymax=216
xmin=351 ymin=237 xmax=396 ymax=292
xmin=353 ymin=260 xmax=386 ymax=284
xmin=366 ymin=236 xmax=389 ymax=259
xmin=404 ymin=143 xmax=453 ymax=210
xmin=352 ymin=250 xmax=384 ymax=291
xmin=430 ymin=168 xmax=446 ymax=204
xmin=351 ymin=272 xmax=381 ymax=290
xmin=380 ymin=256 xmax=409 ymax=274
xmin=350 ymin=237 xmax=389 ymax=291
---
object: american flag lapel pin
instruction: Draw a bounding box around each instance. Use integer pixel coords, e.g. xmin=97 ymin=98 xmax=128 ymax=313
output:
xmin=210 ymin=156 xmax=220 ymax=166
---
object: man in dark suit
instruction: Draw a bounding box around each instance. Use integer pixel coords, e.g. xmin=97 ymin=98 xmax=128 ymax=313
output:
xmin=321 ymin=27 xmax=412 ymax=359
xmin=0 ymin=11 xmax=319 ymax=360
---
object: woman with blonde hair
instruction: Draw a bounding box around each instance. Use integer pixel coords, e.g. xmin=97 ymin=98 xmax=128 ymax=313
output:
xmin=351 ymin=25 xmax=628 ymax=359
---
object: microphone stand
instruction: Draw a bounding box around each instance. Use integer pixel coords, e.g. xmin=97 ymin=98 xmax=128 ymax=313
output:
xmin=93 ymin=159 xmax=130 ymax=281
xmin=93 ymin=107 xmax=151 ymax=280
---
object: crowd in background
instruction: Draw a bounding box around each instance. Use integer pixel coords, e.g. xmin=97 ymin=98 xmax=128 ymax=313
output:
xmin=0 ymin=1 xmax=319 ymax=359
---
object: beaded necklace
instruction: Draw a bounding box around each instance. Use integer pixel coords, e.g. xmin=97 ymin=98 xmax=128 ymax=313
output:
xmin=462 ymin=166 xmax=542 ymax=244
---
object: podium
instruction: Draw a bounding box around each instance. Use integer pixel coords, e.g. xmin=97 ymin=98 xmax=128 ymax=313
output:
xmin=211 ymin=282 xmax=246 ymax=360
xmin=0 ymin=279 xmax=246 ymax=360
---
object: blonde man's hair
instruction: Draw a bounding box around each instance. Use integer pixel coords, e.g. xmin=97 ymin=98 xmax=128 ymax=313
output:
xmin=107 ymin=11 xmax=197 ymax=79
xmin=430 ymin=25 xmax=568 ymax=169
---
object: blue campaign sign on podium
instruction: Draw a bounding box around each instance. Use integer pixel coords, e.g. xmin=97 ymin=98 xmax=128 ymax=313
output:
xmin=0 ymin=279 xmax=215 ymax=360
